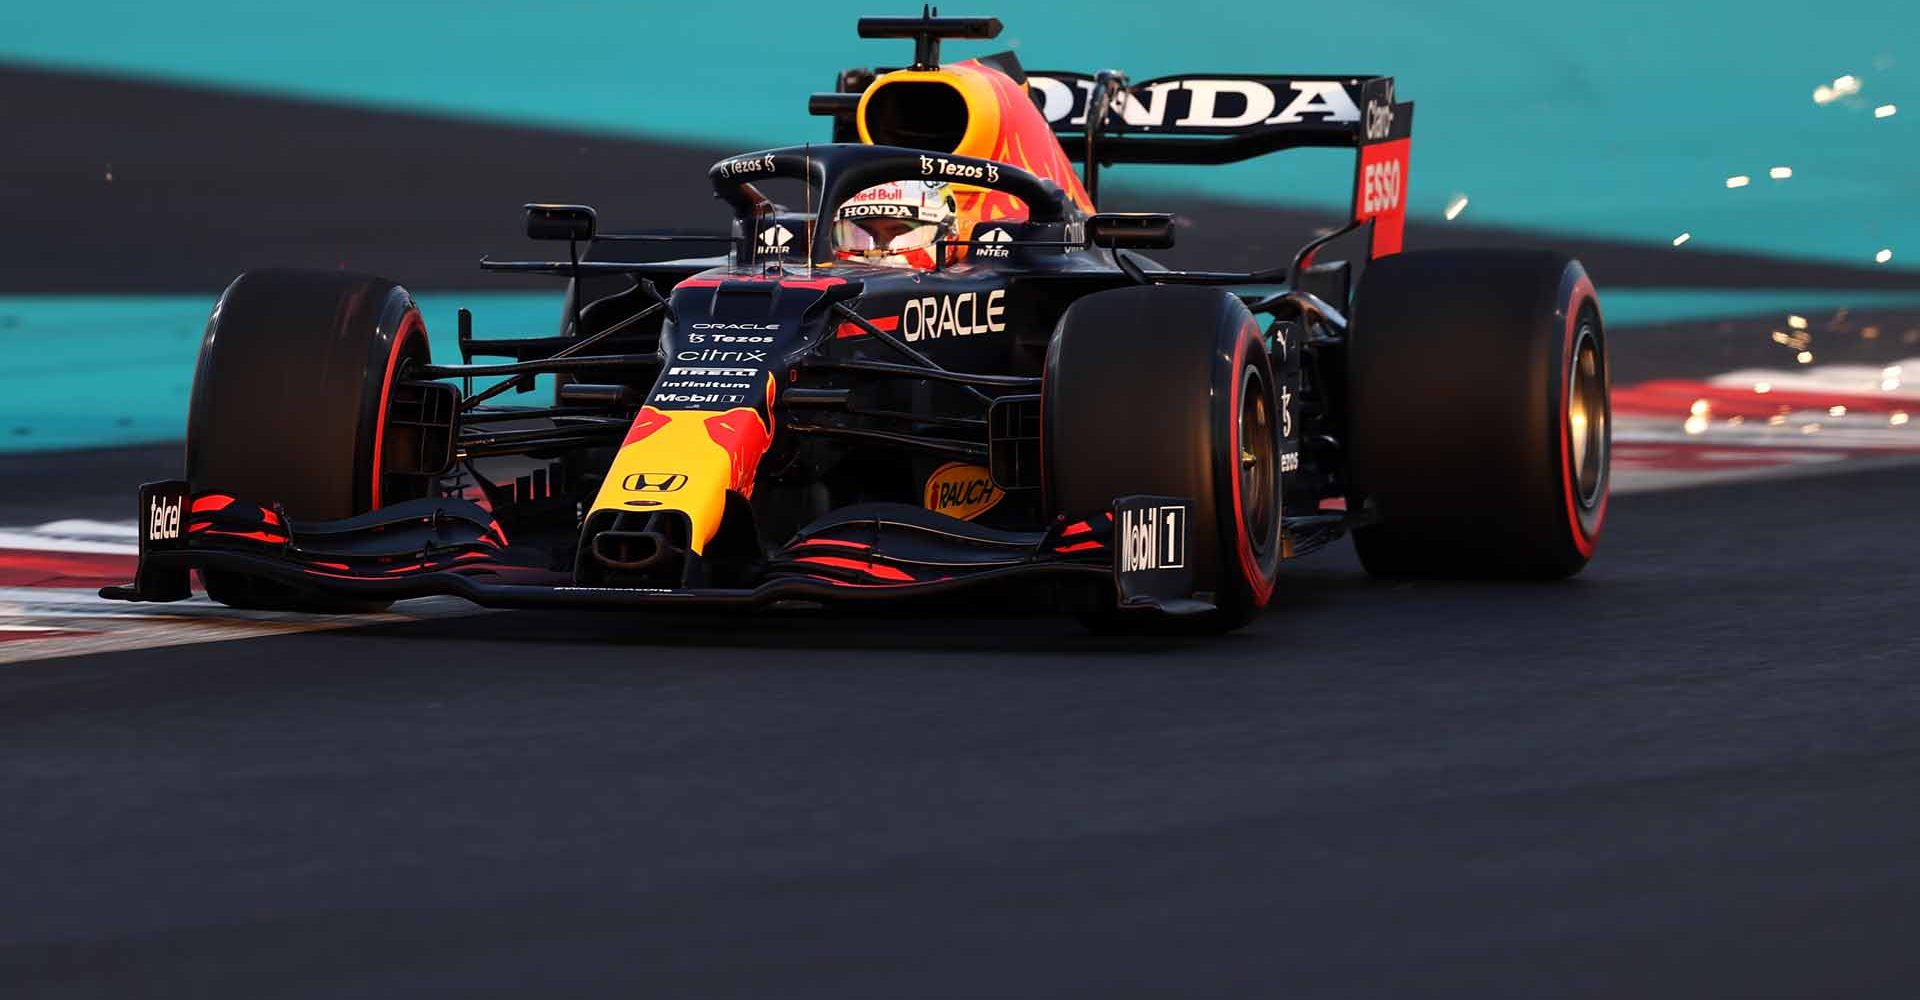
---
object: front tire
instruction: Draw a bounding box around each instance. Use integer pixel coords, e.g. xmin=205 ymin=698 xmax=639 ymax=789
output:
xmin=1045 ymin=285 xmax=1282 ymax=632
xmin=187 ymin=269 xmax=432 ymax=610
xmin=1347 ymin=249 xmax=1608 ymax=578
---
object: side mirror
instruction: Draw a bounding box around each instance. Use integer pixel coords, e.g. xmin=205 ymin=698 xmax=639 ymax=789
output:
xmin=1087 ymin=213 xmax=1175 ymax=250
xmin=525 ymin=203 xmax=597 ymax=242
xmin=807 ymin=92 xmax=863 ymax=117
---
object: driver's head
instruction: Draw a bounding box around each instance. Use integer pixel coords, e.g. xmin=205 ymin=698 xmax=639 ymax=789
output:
xmin=832 ymin=181 xmax=957 ymax=269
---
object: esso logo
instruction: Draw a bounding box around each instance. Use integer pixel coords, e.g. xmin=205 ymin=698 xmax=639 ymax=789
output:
xmin=1362 ymin=159 xmax=1402 ymax=216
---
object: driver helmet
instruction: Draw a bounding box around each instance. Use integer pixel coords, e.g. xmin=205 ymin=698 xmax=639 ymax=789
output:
xmin=831 ymin=181 xmax=957 ymax=270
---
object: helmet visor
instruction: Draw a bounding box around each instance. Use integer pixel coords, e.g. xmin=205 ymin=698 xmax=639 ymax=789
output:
xmin=832 ymin=217 xmax=942 ymax=258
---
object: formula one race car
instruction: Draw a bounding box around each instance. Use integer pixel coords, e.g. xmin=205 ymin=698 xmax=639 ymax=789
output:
xmin=104 ymin=11 xmax=1610 ymax=632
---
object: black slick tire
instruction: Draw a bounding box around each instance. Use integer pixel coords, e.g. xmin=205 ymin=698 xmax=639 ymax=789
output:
xmin=1347 ymin=249 xmax=1608 ymax=578
xmin=186 ymin=269 xmax=432 ymax=610
xmin=1045 ymin=285 xmax=1282 ymax=633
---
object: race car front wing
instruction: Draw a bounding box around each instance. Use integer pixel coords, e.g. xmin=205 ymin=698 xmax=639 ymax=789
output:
xmin=100 ymin=481 xmax=1225 ymax=613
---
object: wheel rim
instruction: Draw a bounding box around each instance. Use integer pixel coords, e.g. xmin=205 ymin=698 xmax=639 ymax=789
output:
xmin=1566 ymin=322 xmax=1607 ymax=509
xmin=1238 ymin=363 xmax=1276 ymax=552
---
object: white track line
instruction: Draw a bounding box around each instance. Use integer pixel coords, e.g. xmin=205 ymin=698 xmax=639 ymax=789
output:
xmin=0 ymin=588 xmax=483 ymax=666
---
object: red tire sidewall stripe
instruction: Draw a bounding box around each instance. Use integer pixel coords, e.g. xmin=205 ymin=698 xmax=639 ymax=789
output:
xmin=1228 ymin=321 xmax=1276 ymax=607
xmin=369 ymin=309 xmax=424 ymax=511
xmin=1558 ymin=274 xmax=1604 ymax=557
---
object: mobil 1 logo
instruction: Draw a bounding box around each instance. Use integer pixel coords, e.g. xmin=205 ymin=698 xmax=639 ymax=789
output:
xmin=1112 ymin=494 xmax=1194 ymax=608
xmin=1118 ymin=501 xmax=1186 ymax=572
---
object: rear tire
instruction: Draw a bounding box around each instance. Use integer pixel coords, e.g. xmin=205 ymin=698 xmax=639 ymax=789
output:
xmin=187 ymin=269 xmax=432 ymax=611
xmin=1045 ymin=285 xmax=1282 ymax=633
xmin=1347 ymin=249 xmax=1608 ymax=578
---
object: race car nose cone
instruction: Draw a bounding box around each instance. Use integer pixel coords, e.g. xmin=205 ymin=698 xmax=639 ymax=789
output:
xmin=591 ymin=529 xmax=680 ymax=574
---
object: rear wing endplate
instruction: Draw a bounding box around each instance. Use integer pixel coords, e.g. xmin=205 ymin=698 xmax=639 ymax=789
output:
xmin=1027 ymin=73 xmax=1414 ymax=257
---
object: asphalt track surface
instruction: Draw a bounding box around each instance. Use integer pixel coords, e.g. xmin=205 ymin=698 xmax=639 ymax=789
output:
xmin=7 ymin=61 xmax=1920 ymax=998
xmin=0 ymin=454 xmax=1916 ymax=997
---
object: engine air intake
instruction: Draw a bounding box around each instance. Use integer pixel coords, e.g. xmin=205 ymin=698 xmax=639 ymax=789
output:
xmin=860 ymin=80 xmax=970 ymax=153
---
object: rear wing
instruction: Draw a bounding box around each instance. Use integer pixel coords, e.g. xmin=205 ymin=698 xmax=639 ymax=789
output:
xmin=1026 ymin=73 xmax=1413 ymax=257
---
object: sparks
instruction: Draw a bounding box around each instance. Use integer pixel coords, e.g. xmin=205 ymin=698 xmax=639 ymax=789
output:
xmin=1876 ymin=104 xmax=1898 ymax=119
xmin=1876 ymin=248 xmax=1894 ymax=264
xmin=1814 ymin=74 xmax=1863 ymax=106
xmin=1769 ymin=166 xmax=1793 ymax=180
xmin=1443 ymin=195 xmax=1469 ymax=221
xmin=1725 ymin=175 xmax=1751 ymax=189
xmin=1672 ymin=232 xmax=1691 ymax=246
